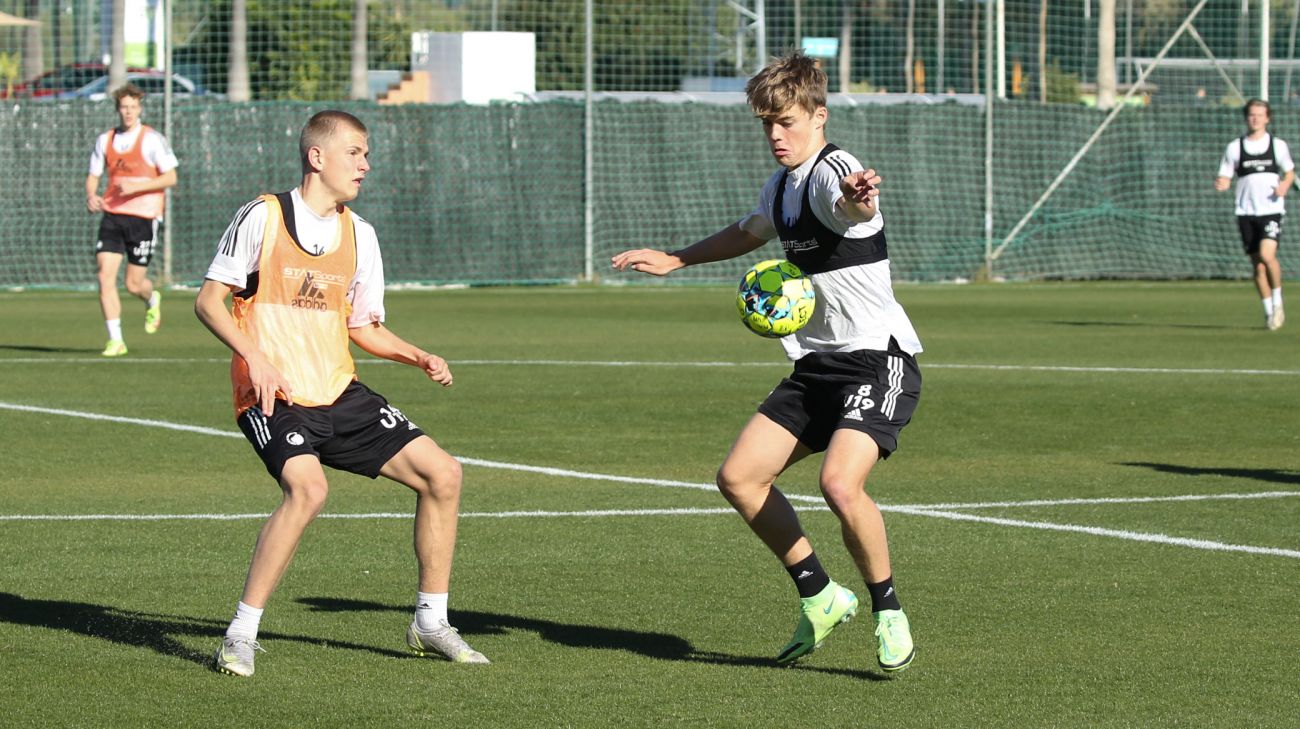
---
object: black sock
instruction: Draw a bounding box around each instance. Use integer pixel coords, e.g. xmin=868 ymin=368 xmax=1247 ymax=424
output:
xmin=867 ymin=576 xmax=902 ymax=612
xmin=785 ymin=553 xmax=831 ymax=598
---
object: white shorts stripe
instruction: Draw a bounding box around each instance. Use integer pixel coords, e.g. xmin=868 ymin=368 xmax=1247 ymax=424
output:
xmin=244 ymin=410 xmax=271 ymax=448
xmin=882 ymin=355 xmax=903 ymax=419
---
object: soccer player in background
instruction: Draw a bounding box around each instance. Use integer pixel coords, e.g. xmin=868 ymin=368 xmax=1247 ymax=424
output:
xmin=1214 ymin=98 xmax=1294 ymax=330
xmin=84 ymin=83 xmax=175 ymax=356
xmin=611 ymin=51 xmax=920 ymax=674
xmin=195 ymin=110 xmax=487 ymax=677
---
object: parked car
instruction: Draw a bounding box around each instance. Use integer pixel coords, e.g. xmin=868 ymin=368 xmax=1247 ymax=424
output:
xmin=1 ymin=62 xmax=152 ymax=99
xmin=56 ymin=71 xmax=221 ymax=101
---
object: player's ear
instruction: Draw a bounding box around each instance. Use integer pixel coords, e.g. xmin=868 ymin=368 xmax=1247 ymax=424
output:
xmin=813 ymin=106 xmax=828 ymax=130
xmin=308 ymin=145 xmax=325 ymax=172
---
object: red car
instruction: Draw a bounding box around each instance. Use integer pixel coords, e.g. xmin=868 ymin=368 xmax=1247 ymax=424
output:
xmin=1 ymin=62 xmax=155 ymax=99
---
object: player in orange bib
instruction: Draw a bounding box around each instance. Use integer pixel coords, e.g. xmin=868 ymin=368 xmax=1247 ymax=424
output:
xmin=85 ymin=84 xmax=176 ymax=357
xmin=195 ymin=111 xmax=487 ymax=677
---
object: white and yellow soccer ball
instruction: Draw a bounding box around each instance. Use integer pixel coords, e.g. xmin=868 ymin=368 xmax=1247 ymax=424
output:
xmin=736 ymin=259 xmax=816 ymax=338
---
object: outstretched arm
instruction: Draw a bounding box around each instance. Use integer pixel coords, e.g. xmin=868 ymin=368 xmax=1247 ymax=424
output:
xmin=349 ymin=322 xmax=453 ymax=387
xmin=611 ymin=223 xmax=767 ymax=276
xmin=194 ymin=279 xmax=294 ymax=414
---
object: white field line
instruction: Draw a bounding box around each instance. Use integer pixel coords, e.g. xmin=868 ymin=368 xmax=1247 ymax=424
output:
xmin=887 ymin=505 xmax=1300 ymax=559
xmin=1 ymin=357 xmax=1298 ymax=376
xmin=2 ymin=401 xmax=1299 ymax=559
xmin=908 ymin=491 xmax=1300 ymax=510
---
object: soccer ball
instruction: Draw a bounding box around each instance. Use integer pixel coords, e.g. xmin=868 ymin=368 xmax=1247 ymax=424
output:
xmin=736 ymin=259 xmax=816 ymax=338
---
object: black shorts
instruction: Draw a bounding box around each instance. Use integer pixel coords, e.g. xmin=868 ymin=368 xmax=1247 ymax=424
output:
xmin=95 ymin=213 xmax=159 ymax=266
xmin=758 ymin=348 xmax=922 ymax=457
xmin=236 ymin=381 xmax=426 ymax=482
xmin=1236 ymin=214 xmax=1284 ymax=255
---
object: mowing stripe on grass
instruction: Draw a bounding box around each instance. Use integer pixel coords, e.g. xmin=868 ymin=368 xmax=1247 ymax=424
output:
xmin=3 ymin=400 xmax=1298 ymax=559
xmin=0 ymin=401 xmax=821 ymax=504
xmin=0 ymin=506 xmax=829 ymax=522
xmin=2 ymin=358 xmax=1299 ymax=376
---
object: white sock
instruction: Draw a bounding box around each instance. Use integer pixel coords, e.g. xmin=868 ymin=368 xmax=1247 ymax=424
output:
xmin=1263 ymin=298 xmax=1274 ymax=317
xmin=147 ymin=291 xmax=160 ymax=308
xmin=106 ymin=318 xmax=122 ymax=342
xmin=226 ymin=601 xmax=264 ymax=640
xmin=415 ymin=592 xmax=448 ymax=631
xmin=1272 ymin=288 xmax=1283 ymax=310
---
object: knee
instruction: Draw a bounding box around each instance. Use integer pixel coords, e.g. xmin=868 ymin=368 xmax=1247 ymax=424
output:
xmin=283 ymin=478 xmax=330 ymax=518
xmin=414 ymin=455 xmax=462 ymax=501
xmin=124 ymin=278 xmax=148 ymax=296
xmin=818 ymin=476 xmax=866 ymax=515
xmin=715 ymin=464 xmax=763 ymax=504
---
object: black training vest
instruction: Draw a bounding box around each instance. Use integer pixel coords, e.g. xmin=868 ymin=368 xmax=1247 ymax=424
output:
xmin=1236 ymin=134 xmax=1279 ymax=177
xmin=773 ymin=144 xmax=888 ymax=275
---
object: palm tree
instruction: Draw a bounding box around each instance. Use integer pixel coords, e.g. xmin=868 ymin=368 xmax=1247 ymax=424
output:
xmin=351 ymin=0 xmax=368 ymax=100
xmin=22 ymin=0 xmax=41 ymax=82
xmin=229 ymin=0 xmax=250 ymax=102
xmin=110 ymin=0 xmax=125 ymax=91
xmin=1038 ymin=0 xmax=1047 ymax=102
xmin=905 ymin=0 xmax=916 ymax=93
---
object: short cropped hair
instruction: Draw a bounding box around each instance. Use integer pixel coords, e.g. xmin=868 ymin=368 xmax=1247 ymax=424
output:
xmin=112 ymin=84 xmax=145 ymax=107
xmin=744 ymin=51 xmax=827 ymax=119
xmin=299 ymin=110 xmax=368 ymax=173
xmin=1243 ymin=98 xmax=1271 ymax=120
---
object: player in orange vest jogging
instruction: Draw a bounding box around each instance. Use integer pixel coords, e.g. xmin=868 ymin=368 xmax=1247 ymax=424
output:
xmin=195 ymin=110 xmax=487 ymax=677
xmin=84 ymin=84 xmax=176 ymax=356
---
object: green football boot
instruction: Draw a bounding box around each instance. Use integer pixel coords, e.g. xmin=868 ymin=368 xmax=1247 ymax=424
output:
xmin=775 ymin=581 xmax=858 ymax=664
xmin=101 ymin=339 xmax=128 ymax=357
xmin=144 ymin=292 xmax=162 ymax=334
xmin=873 ymin=609 xmax=915 ymax=674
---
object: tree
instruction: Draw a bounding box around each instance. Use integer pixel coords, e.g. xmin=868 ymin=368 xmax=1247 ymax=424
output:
xmin=229 ymin=0 xmax=250 ymax=102
xmin=501 ymin=0 xmax=696 ymax=91
xmin=351 ymin=0 xmax=368 ymax=100
xmin=180 ymin=0 xmax=409 ymax=100
xmin=22 ymin=0 xmax=41 ymax=82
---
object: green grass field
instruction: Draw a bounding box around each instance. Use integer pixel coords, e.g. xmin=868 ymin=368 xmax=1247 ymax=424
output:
xmin=1 ymin=282 xmax=1297 ymax=728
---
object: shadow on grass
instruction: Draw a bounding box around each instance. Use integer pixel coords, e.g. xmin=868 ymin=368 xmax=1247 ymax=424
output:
xmin=0 ymin=592 xmax=411 ymax=668
xmin=1048 ymin=320 xmax=1249 ymax=331
xmin=1121 ymin=462 xmax=1300 ymax=485
xmin=298 ymin=596 xmax=888 ymax=681
xmin=0 ymin=344 xmax=98 ymax=354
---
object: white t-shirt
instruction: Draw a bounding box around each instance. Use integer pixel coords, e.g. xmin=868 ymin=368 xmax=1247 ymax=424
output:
xmin=739 ymin=146 xmax=922 ymax=360
xmin=204 ymin=188 xmax=386 ymax=328
xmin=1218 ymin=134 xmax=1295 ymax=216
xmin=87 ymin=124 xmax=179 ymax=176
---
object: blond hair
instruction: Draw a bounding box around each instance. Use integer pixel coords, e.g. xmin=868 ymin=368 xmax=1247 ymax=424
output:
xmin=299 ymin=110 xmax=368 ymax=174
xmin=744 ymin=51 xmax=827 ymax=119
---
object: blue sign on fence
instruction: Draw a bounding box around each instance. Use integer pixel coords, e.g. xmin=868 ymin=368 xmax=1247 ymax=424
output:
xmin=801 ymin=37 xmax=839 ymax=58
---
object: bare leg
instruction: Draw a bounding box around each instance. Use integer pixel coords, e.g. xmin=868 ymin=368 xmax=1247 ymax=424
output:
xmin=123 ymin=262 xmax=154 ymax=307
xmin=96 ymin=252 xmax=123 ymax=324
xmin=380 ymin=436 xmax=463 ymax=593
xmin=1259 ymin=239 xmax=1283 ymax=291
xmin=715 ymin=413 xmax=813 ymax=566
xmin=819 ymin=429 xmax=892 ymax=584
xmin=239 ymin=455 xmax=330 ymax=608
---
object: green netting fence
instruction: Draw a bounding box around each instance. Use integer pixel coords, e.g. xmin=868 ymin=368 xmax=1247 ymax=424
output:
xmin=2 ymin=98 xmax=1291 ymax=287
